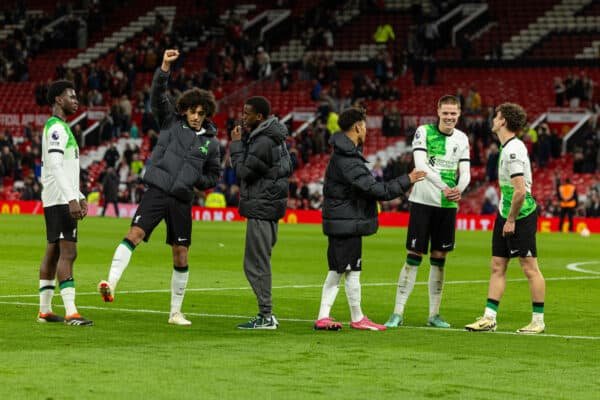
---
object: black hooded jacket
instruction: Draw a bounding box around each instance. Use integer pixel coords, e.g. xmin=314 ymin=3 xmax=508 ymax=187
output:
xmin=230 ymin=117 xmax=293 ymax=220
xmin=143 ymin=68 xmax=221 ymax=203
xmin=322 ymin=133 xmax=412 ymax=236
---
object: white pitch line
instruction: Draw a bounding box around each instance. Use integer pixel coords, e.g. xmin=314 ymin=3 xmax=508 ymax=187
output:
xmin=566 ymin=261 xmax=600 ymax=275
xmin=1 ymin=300 xmax=599 ymax=341
xmin=1 ymin=275 xmax=599 ymax=299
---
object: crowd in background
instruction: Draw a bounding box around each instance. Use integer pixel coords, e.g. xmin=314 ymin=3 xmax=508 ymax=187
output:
xmin=0 ymin=0 xmax=599 ymax=217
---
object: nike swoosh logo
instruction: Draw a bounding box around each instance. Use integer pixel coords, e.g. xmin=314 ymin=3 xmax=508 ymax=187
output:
xmin=442 ymin=244 xmax=453 ymax=249
xmin=510 ymin=250 xmax=519 ymax=255
xmin=178 ymin=237 xmax=188 ymax=241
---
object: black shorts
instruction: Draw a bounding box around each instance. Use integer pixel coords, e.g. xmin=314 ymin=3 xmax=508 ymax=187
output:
xmin=44 ymin=204 xmax=78 ymax=243
xmin=406 ymin=202 xmax=457 ymax=254
xmin=327 ymin=236 xmax=362 ymax=273
xmin=492 ymin=212 xmax=537 ymax=258
xmin=132 ymin=186 xmax=192 ymax=247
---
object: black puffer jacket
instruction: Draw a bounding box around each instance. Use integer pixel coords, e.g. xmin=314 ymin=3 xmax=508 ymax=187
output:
xmin=230 ymin=117 xmax=292 ymax=220
xmin=143 ymin=68 xmax=221 ymax=203
xmin=322 ymin=133 xmax=412 ymax=236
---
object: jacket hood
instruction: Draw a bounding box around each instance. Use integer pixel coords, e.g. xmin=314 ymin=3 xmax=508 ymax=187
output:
xmin=248 ymin=116 xmax=288 ymax=143
xmin=329 ymin=132 xmax=364 ymax=159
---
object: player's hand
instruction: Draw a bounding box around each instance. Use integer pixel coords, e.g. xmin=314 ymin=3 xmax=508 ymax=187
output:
xmin=68 ymin=199 xmax=83 ymax=220
xmin=231 ymin=125 xmax=242 ymax=142
xmin=408 ymin=169 xmax=426 ymax=183
xmin=443 ymin=187 xmax=461 ymax=202
xmin=161 ymin=49 xmax=180 ymax=72
xmin=502 ymin=219 xmax=515 ymax=237
xmin=79 ymin=199 xmax=88 ymax=219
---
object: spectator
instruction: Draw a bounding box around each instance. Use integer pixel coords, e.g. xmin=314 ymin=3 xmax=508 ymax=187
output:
xmin=1 ymin=145 xmax=16 ymax=177
xmin=481 ymin=185 xmax=499 ymax=215
xmin=103 ymin=144 xmax=120 ymax=168
xmin=558 ymin=178 xmax=577 ymax=232
xmin=585 ymin=188 xmax=600 ymax=217
xmin=101 ymin=167 xmax=120 ymax=217
xmin=373 ymin=23 xmax=395 ymax=44
xmin=485 ymin=143 xmax=499 ymax=182
xmin=382 ymin=106 xmax=402 ymax=137
xmin=279 ymin=62 xmax=292 ymax=91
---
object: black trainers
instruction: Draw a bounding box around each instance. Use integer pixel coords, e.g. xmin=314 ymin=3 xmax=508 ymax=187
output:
xmin=64 ymin=314 xmax=94 ymax=326
xmin=37 ymin=312 xmax=64 ymax=323
xmin=237 ymin=314 xmax=279 ymax=330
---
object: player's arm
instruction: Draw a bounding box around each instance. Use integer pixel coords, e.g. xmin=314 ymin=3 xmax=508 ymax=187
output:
xmin=412 ymin=127 xmax=449 ymax=191
xmin=503 ymin=174 xmax=526 ymax=236
xmin=230 ymin=128 xmax=271 ymax=183
xmin=196 ymin=139 xmax=222 ymax=190
xmin=150 ymin=49 xmax=179 ymax=129
xmin=413 ymin=150 xmax=448 ymax=190
xmin=341 ymin=158 xmax=425 ymax=201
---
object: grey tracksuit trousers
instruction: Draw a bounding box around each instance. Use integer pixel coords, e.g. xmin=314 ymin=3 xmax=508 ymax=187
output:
xmin=243 ymin=218 xmax=278 ymax=318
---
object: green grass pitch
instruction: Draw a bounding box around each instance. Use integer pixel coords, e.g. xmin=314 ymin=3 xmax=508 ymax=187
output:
xmin=0 ymin=214 xmax=599 ymax=399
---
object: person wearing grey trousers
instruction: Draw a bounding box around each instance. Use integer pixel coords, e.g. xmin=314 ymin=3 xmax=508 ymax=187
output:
xmin=230 ymin=96 xmax=292 ymax=329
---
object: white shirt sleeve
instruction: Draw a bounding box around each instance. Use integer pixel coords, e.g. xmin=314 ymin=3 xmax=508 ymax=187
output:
xmin=507 ymin=146 xmax=526 ymax=177
xmin=456 ymin=160 xmax=471 ymax=192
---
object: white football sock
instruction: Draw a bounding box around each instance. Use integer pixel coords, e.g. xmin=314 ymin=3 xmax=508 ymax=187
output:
xmin=393 ymin=263 xmax=418 ymax=315
xmin=39 ymin=279 xmax=55 ymax=314
xmin=317 ymin=271 xmax=342 ymax=320
xmin=484 ymin=307 xmax=497 ymax=320
xmin=532 ymin=312 xmax=544 ymax=324
xmin=60 ymin=287 xmax=78 ymax=316
xmin=108 ymin=242 xmax=134 ymax=290
xmin=170 ymin=267 xmax=189 ymax=316
xmin=344 ymin=271 xmax=364 ymax=322
xmin=428 ymin=265 xmax=445 ymax=317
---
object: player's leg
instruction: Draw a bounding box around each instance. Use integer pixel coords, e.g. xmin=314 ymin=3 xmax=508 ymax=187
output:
xmin=38 ymin=242 xmax=62 ymax=322
xmin=238 ymin=219 xmax=279 ymax=329
xmin=314 ymin=236 xmax=344 ymax=331
xmin=340 ymin=237 xmax=385 ymax=331
xmin=515 ymin=212 xmax=545 ymax=334
xmin=466 ymin=214 xmax=509 ymax=332
xmin=100 ymin=188 xmax=164 ymax=302
xmin=426 ymin=207 xmax=456 ymax=328
xmin=56 ymin=227 xmax=92 ymax=326
xmin=165 ymin=196 xmax=193 ymax=325
xmin=386 ymin=203 xmax=430 ymax=328
xmin=167 ymin=244 xmax=191 ymax=326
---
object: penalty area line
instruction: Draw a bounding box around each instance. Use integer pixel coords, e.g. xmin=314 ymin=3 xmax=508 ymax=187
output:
xmin=1 ymin=301 xmax=599 ymax=341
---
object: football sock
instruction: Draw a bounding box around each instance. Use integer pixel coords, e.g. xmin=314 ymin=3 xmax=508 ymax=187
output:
xmin=317 ymin=271 xmax=342 ymax=320
xmin=532 ymin=302 xmax=544 ymax=323
xmin=345 ymin=271 xmax=364 ymax=322
xmin=484 ymin=298 xmax=499 ymax=319
xmin=108 ymin=239 xmax=135 ymax=290
xmin=428 ymin=257 xmax=446 ymax=317
xmin=39 ymin=279 xmax=55 ymax=314
xmin=392 ymin=254 xmax=421 ymax=315
xmin=59 ymin=278 xmax=77 ymax=316
xmin=170 ymin=265 xmax=189 ymax=316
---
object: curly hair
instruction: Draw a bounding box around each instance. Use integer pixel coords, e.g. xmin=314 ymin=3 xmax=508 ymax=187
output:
xmin=338 ymin=107 xmax=366 ymax=132
xmin=176 ymin=88 xmax=216 ymax=117
xmin=47 ymin=80 xmax=75 ymax=105
xmin=496 ymin=102 xmax=527 ymax=133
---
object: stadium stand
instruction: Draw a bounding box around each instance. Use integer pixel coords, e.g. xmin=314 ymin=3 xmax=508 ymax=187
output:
xmin=0 ymin=0 xmax=598 ymax=217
